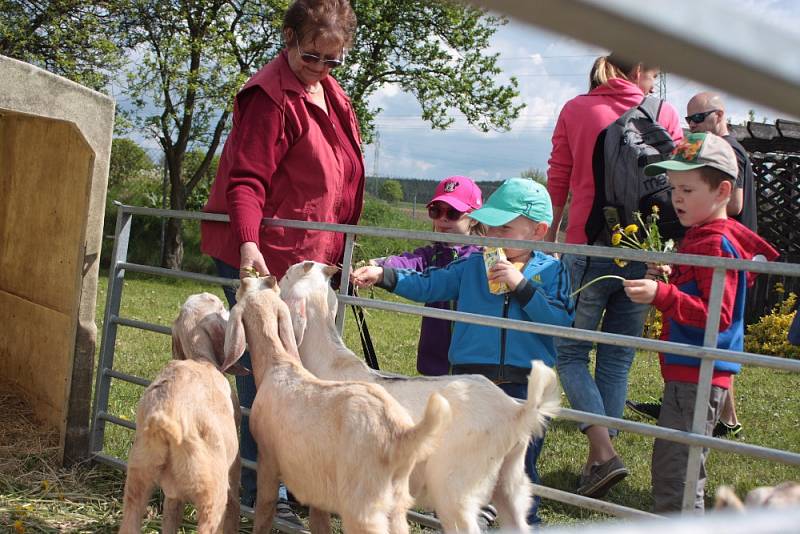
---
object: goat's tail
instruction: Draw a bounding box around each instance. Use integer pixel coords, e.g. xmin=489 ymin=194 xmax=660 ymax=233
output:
xmin=515 ymin=361 xmax=561 ymax=439
xmin=142 ymin=411 xmax=184 ymax=449
xmin=392 ymin=392 xmax=451 ymax=466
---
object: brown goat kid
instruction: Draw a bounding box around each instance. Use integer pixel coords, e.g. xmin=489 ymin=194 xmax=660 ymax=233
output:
xmin=222 ymin=276 xmax=451 ymax=534
xmin=120 ymin=293 xmax=244 ymax=534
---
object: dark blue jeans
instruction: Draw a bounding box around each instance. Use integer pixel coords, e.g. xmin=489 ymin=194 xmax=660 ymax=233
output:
xmin=215 ymin=259 xmax=259 ymax=505
xmin=496 ymin=381 xmax=546 ymax=526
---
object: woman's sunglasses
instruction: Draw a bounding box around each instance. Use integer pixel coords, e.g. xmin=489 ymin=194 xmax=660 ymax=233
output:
xmin=296 ymin=42 xmax=345 ymax=69
xmin=685 ymin=109 xmax=720 ymax=124
xmin=428 ymin=204 xmax=465 ymax=221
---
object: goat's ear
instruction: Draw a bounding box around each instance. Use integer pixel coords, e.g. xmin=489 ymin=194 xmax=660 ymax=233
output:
xmin=283 ymin=297 xmax=307 ymax=347
xmin=198 ymin=313 xmax=229 ymax=368
xmin=277 ymin=303 xmax=300 ymax=356
xmin=222 ymin=303 xmax=247 ymax=372
xmin=302 ymin=261 xmax=314 ymax=273
xmin=264 ymin=275 xmax=279 ymax=293
xmin=171 ymin=326 xmax=187 ymax=360
xmin=715 ymin=485 xmax=745 ymax=511
xmin=322 ymin=264 xmax=340 ymax=278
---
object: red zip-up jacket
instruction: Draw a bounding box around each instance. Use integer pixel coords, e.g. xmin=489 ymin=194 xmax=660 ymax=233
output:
xmin=201 ymin=50 xmax=365 ymax=279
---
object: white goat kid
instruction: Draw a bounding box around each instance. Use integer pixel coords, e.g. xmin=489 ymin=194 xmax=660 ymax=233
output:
xmin=120 ymin=292 xmax=244 ymax=534
xmin=222 ymin=275 xmax=451 ymax=534
xmin=279 ymin=261 xmax=561 ymax=534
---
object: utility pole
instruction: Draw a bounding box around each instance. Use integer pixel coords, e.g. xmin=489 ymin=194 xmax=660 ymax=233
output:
xmin=658 ymin=71 xmax=667 ymax=100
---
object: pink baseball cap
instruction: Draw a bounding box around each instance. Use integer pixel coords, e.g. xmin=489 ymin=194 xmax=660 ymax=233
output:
xmin=427 ymin=176 xmax=483 ymax=212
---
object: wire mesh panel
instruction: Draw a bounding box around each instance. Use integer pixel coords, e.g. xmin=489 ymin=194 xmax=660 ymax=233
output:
xmin=745 ymin=153 xmax=800 ymax=321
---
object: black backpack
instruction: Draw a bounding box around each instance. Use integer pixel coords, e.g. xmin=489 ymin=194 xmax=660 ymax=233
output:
xmin=585 ymin=96 xmax=685 ymax=245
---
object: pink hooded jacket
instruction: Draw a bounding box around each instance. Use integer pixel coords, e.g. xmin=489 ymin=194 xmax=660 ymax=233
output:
xmin=547 ymin=78 xmax=683 ymax=244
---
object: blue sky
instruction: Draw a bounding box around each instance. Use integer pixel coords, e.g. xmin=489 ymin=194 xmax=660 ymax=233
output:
xmin=363 ymin=0 xmax=800 ymax=182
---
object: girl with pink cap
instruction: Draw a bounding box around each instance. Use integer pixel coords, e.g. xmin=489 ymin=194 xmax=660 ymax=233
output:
xmin=353 ymin=176 xmax=484 ymax=376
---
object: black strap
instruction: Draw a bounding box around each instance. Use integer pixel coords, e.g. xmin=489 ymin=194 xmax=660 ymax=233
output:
xmin=349 ymin=286 xmax=380 ymax=370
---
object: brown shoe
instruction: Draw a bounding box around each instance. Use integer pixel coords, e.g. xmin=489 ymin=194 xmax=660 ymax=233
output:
xmin=576 ymin=455 xmax=629 ymax=498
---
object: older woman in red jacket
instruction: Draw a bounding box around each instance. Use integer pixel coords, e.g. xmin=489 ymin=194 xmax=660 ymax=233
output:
xmin=546 ymin=54 xmax=683 ymax=499
xmin=201 ymin=0 xmax=364 ymax=518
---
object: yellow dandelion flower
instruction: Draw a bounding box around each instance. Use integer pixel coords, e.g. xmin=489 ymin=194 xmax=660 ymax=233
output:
xmin=614 ymin=258 xmax=628 ymax=268
xmin=611 ymin=233 xmax=622 ymax=246
xmin=624 ymin=224 xmax=638 ymax=235
xmin=14 ymin=520 xmax=25 ymax=533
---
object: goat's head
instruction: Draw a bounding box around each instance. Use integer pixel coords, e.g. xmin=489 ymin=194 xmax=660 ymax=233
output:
xmin=279 ymin=261 xmax=340 ymax=347
xmin=236 ymin=273 xmax=280 ymax=302
xmin=172 ymin=293 xmax=249 ymax=376
xmin=222 ymin=281 xmax=300 ymax=374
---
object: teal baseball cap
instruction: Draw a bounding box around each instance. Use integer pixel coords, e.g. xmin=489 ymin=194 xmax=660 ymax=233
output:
xmin=468 ymin=177 xmax=553 ymax=226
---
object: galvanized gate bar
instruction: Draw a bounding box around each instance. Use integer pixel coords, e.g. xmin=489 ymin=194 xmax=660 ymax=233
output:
xmin=683 ymin=269 xmax=726 ymax=509
xmin=113 ymin=316 xmax=172 ymax=335
xmin=335 ymin=232 xmax=357 ymax=335
xmin=470 ymin=0 xmax=800 ymax=118
xmin=530 ymin=484 xmax=660 ymax=519
xmin=113 ymin=204 xmax=800 ymax=277
xmin=117 ymin=261 xmax=239 ymax=287
xmin=90 ymin=208 xmax=131 ymax=454
xmin=555 ymin=409 xmax=800 ymax=466
xmin=336 ymin=296 xmax=800 ymax=373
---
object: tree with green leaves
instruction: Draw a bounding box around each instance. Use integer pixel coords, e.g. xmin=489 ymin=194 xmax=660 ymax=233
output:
xmin=0 ymin=1 xmax=124 ymax=90
xmin=379 ymin=179 xmax=404 ymax=203
xmin=340 ymin=0 xmax=523 ymax=144
xmin=119 ymin=0 xmax=523 ymax=268
xmin=109 ymin=138 xmax=155 ymax=186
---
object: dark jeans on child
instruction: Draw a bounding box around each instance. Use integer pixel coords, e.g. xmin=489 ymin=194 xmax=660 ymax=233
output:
xmin=651 ymin=381 xmax=727 ymax=513
xmin=494 ymin=381 xmax=546 ymax=526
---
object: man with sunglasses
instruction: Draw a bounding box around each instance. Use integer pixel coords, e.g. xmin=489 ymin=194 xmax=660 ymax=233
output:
xmin=686 ymin=92 xmax=757 ymax=232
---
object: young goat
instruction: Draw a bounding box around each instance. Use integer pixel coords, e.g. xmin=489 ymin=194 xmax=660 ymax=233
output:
xmin=222 ymin=276 xmax=451 ymax=534
xmin=120 ymin=293 xmax=244 ymax=534
xmin=715 ymin=482 xmax=800 ymax=511
xmin=279 ymin=261 xmax=561 ymax=534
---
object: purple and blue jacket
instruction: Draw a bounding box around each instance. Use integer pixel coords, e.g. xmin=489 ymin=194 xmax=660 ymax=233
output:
xmin=377 ymin=242 xmax=482 ymax=375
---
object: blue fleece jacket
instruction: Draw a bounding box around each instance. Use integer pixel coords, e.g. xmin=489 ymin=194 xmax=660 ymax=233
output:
xmin=380 ymin=252 xmax=574 ymax=371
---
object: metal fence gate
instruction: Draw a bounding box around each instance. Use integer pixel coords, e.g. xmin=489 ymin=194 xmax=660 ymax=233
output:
xmin=90 ymin=203 xmax=800 ymax=531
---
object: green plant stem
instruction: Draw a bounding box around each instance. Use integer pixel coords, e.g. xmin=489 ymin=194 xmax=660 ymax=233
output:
xmin=570 ymin=275 xmax=627 ymax=297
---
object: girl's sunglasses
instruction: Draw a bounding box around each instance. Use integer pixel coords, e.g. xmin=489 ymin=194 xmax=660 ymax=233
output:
xmin=428 ymin=204 xmax=465 ymax=221
xmin=296 ymin=42 xmax=345 ymax=69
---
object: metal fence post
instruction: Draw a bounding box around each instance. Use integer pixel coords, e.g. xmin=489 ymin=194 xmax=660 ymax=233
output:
xmin=681 ymin=268 xmax=726 ymax=510
xmin=89 ymin=205 xmax=132 ymax=454
xmin=335 ymin=232 xmax=356 ymax=335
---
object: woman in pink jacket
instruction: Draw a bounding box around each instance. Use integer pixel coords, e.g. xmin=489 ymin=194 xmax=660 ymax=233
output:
xmin=545 ymin=54 xmax=683 ymax=498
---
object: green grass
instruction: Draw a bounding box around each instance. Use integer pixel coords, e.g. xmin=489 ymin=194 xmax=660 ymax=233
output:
xmin=4 ymin=271 xmax=799 ymax=532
